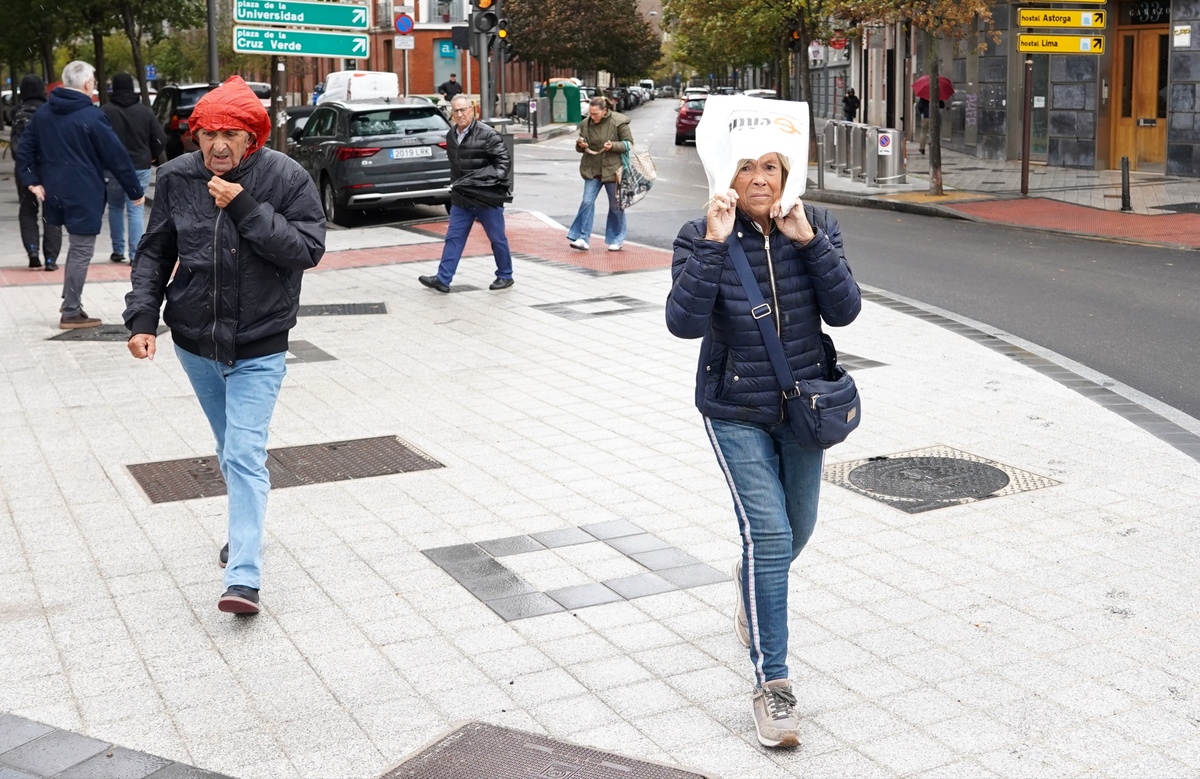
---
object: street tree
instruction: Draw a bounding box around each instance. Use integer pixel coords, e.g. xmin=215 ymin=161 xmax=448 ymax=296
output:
xmin=850 ymin=0 xmax=995 ymax=194
xmin=504 ymin=0 xmax=659 ymax=82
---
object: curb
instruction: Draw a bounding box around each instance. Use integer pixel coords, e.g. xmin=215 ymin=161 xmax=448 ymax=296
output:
xmin=512 ymin=124 xmax=576 ymax=145
xmin=803 ymin=186 xmax=972 ymax=221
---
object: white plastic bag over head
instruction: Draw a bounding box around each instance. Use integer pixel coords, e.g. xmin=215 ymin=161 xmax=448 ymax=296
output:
xmin=695 ymin=96 xmax=810 ymax=206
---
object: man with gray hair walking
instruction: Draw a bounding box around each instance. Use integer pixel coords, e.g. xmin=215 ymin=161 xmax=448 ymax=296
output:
xmin=17 ymin=60 xmax=144 ymax=329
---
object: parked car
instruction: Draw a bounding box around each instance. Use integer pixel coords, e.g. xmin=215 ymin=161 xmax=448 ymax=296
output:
xmin=245 ymin=81 xmax=272 ymax=109
xmin=283 ymin=104 xmax=316 ymax=154
xmin=290 ymin=98 xmax=452 ymax=225
xmin=316 ymin=71 xmax=400 ymax=105
xmin=675 ymin=96 xmax=706 ymax=145
xmin=744 ymin=89 xmax=778 ymax=100
xmin=660 ymin=85 xmax=675 ymax=98
xmin=639 ymin=79 xmax=655 ymax=99
xmin=715 ymin=86 xmax=743 ymax=96
xmin=153 ymin=83 xmax=216 ymax=159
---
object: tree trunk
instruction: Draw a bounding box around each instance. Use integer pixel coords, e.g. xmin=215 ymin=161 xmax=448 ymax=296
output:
xmin=40 ymin=39 xmax=53 ymax=84
xmin=120 ymin=2 xmax=150 ymax=105
xmin=926 ymin=29 xmax=942 ymax=195
xmin=93 ymin=29 xmax=107 ymax=104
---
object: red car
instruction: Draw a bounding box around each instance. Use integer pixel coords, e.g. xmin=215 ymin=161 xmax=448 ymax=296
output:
xmin=675 ymin=96 xmax=706 ymax=146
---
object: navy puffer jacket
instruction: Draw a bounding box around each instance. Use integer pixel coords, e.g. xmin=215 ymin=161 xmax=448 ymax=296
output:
xmin=666 ymin=205 xmax=860 ymax=424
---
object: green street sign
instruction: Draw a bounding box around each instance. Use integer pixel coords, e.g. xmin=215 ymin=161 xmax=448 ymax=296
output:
xmin=233 ymin=26 xmax=370 ymax=58
xmin=234 ymin=0 xmax=369 ymax=31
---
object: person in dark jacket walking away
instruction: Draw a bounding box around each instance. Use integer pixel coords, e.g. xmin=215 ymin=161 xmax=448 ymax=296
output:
xmin=10 ymin=74 xmax=61 ymax=270
xmin=437 ymin=74 xmax=462 ymax=101
xmin=124 ymin=76 xmax=326 ymax=615
xmin=102 ymin=73 xmax=166 ymax=263
xmin=666 ymin=152 xmax=860 ymax=748
xmin=842 ymin=88 xmax=859 ymax=122
xmin=566 ymin=96 xmax=633 ymax=252
xmin=17 ymin=61 xmax=144 ymax=328
xmin=419 ymin=94 xmax=513 ymax=293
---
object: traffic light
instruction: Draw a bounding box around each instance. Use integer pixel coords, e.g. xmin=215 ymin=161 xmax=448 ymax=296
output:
xmin=497 ymin=18 xmax=509 ymax=39
xmin=473 ymin=9 xmax=498 ymax=33
xmin=788 ymin=29 xmax=802 ymax=52
xmin=471 ymin=0 xmax=494 ymax=8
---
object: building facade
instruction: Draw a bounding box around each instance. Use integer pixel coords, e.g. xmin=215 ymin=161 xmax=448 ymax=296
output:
xmin=808 ymin=0 xmax=1200 ymax=177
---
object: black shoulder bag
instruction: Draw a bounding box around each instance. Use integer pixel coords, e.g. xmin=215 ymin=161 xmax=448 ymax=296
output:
xmin=725 ymin=235 xmax=861 ymax=450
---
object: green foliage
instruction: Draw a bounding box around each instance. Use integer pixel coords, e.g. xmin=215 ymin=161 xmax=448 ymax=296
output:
xmin=505 ymin=0 xmax=660 ymax=78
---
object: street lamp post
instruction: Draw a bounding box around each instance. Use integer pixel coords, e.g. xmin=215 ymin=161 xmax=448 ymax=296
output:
xmin=208 ymin=0 xmax=219 ymax=85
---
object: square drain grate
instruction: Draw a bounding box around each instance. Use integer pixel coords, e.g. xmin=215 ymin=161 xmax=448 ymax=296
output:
xmin=533 ymin=295 xmax=659 ymax=321
xmin=128 ymin=435 xmax=442 ymax=503
xmin=297 ymin=303 xmax=388 ymax=316
xmin=49 ymin=325 xmax=165 ymax=342
xmin=824 ymin=445 xmax=1059 ymax=514
xmin=423 ymin=520 xmax=726 ymax=621
xmin=380 ymin=721 xmax=714 ymax=779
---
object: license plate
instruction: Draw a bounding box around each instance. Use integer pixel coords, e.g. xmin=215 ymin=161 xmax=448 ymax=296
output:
xmin=390 ymin=147 xmax=432 ymax=159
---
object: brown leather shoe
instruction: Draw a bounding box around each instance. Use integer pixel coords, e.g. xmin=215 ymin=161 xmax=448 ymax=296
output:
xmin=59 ymin=314 xmax=102 ymax=330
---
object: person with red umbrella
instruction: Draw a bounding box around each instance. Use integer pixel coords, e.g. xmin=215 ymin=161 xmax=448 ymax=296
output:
xmin=913 ymin=74 xmax=954 ymax=154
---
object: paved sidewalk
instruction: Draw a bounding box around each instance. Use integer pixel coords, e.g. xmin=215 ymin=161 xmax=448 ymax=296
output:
xmin=807 ymin=118 xmax=1200 ymax=250
xmin=2 ymin=212 xmax=1200 ymax=778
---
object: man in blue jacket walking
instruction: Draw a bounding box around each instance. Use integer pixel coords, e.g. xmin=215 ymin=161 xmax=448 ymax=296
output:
xmin=17 ymin=60 xmax=145 ymax=329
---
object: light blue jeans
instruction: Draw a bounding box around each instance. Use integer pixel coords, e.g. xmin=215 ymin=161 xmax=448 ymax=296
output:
xmin=106 ymin=168 xmax=152 ymax=258
xmin=175 ymin=346 xmax=287 ymax=591
xmin=706 ymin=416 xmax=824 ymax=687
xmin=566 ymin=177 xmax=627 ymax=247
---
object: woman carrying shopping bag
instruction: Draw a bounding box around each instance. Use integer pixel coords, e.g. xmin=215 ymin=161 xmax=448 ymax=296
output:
xmin=566 ymin=96 xmax=633 ymax=252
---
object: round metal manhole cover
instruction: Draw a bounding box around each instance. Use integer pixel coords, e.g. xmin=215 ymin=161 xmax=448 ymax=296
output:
xmin=848 ymin=457 xmax=1009 ymax=500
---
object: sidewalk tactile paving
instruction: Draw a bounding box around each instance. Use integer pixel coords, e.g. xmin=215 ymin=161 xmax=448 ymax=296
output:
xmin=824 ymin=445 xmax=1059 ymax=513
xmin=379 ymin=721 xmax=712 ymax=778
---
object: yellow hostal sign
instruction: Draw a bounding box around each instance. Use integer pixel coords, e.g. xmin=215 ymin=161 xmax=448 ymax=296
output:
xmin=1018 ymin=34 xmax=1105 ymax=54
xmin=1018 ymin=9 xmax=1106 ymax=28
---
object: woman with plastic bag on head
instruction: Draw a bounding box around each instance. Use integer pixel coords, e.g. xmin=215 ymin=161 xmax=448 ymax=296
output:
xmin=665 ymin=96 xmax=861 ymax=749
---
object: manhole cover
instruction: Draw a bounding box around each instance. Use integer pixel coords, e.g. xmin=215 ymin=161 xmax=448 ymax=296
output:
xmin=49 ymin=325 xmax=166 ymax=342
xmin=848 ymin=457 xmax=1009 ymax=500
xmin=297 ymin=302 xmax=388 ymax=316
xmin=128 ymin=435 xmax=442 ymax=503
xmin=824 ymin=446 xmax=1059 ymax=514
xmin=380 ymin=722 xmax=714 ymax=779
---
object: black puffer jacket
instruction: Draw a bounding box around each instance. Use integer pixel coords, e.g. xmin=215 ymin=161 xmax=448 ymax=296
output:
xmin=666 ymin=206 xmax=860 ymax=424
xmin=123 ymin=147 xmax=326 ymax=364
xmin=445 ymin=120 xmax=512 ymax=208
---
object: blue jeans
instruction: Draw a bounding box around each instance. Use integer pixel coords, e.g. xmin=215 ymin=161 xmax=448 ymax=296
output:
xmin=566 ymin=177 xmax=627 ymax=247
xmin=436 ymin=203 xmax=513 ymax=285
xmin=175 ymin=346 xmax=287 ymax=591
xmin=706 ymin=416 xmax=824 ymax=687
xmin=105 ymin=168 xmax=152 ymax=258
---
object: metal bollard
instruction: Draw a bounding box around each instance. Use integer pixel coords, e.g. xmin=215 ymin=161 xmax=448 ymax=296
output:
xmin=824 ymin=121 xmax=839 ymax=172
xmin=816 ymin=137 xmax=825 ymax=190
xmin=836 ymin=122 xmax=852 ymax=176
xmin=1120 ymin=156 xmax=1132 ymax=212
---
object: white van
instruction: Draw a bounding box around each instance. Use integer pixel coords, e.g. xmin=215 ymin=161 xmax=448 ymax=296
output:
xmin=316 ymin=71 xmax=400 ymax=104
xmin=639 ymin=79 xmax=655 ymax=99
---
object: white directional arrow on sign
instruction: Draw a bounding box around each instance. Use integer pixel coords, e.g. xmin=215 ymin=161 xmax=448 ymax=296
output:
xmin=352 ymin=8 xmax=366 ymax=24
xmin=353 ymin=37 xmax=366 ymax=53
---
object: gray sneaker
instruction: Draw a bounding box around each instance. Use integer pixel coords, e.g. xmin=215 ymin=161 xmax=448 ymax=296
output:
xmin=752 ymin=679 xmax=801 ymax=748
xmin=732 ymin=559 xmax=750 ymax=648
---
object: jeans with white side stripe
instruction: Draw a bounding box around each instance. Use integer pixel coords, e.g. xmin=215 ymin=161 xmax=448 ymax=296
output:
xmin=705 ymin=416 xmax=824 ymax=687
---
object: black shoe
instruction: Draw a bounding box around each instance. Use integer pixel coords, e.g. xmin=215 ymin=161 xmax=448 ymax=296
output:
xmin=489 ymin=277 xmax=514 ymax=291
xmin=44 ymin=260 xmax=58 ymax=272
xmin=418 ymin=274 xmax=450 ymax=293
xmin=218 ymin=585 xmax=260 ymax=614
xmin=110 ymin=253 xmax=126 ymax=263
xmin=219 ymin=543 xmax=229 ymax=568
xmin=28 ymin=256 xmax=41 ymax=269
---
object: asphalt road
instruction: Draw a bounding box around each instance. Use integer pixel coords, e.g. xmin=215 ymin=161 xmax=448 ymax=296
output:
xmin=511 ymin=100 xmax=1200 ymax=421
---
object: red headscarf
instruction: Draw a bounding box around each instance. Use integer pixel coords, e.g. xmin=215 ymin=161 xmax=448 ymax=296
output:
xmin=190 ymin=76 xmax=272 ymax=158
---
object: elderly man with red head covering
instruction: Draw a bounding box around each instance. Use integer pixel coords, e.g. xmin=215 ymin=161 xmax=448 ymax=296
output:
xmin=124 ymin=76 xmax=325 ymax=615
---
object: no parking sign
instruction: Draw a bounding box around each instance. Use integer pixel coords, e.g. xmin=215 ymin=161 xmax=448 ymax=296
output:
xmin=878 ymin=133 xmax=893 ymax=156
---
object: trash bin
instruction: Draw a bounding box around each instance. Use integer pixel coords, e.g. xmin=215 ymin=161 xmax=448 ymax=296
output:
xmin=482 ymin=118 xmax=515 ymax=186
xmin=865 ymin=127 xmax=906 ymax=186
xmin=850 ymin=124 xmax=868 ymax=182
xmin=824 ymin=121 xmax=839 ymax=172
xmin=836 ymin=122 xmax=854 ymax=177
xmin=547 ymin=83 xmax=582 ymax=124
